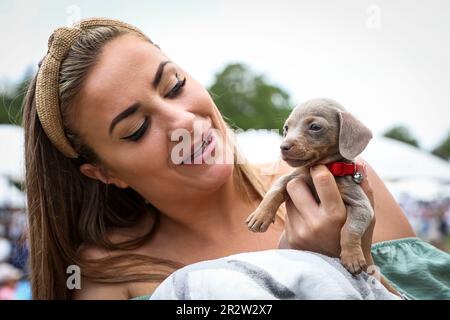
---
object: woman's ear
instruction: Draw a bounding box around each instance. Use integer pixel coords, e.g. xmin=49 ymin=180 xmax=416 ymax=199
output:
xmin=79 ymin=163 xmax=129 ymax=189
xmin=338 ymin=111 xmax=373 ymax=160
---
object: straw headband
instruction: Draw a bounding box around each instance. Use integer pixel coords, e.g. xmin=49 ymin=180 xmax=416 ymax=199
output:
xmin=36 ymin=18 xmax=150 ymax=159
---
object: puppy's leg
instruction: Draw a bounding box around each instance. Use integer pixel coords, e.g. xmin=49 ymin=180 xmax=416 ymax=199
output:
xmin=246 ymin=170 xmax=300 ymax=232
xmin=340 ymin=200 xmax=374 ymax=275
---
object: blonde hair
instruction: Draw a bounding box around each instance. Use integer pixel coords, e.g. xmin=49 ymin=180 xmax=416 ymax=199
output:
xmin=23 ymin=18 xmax=284 ymax=300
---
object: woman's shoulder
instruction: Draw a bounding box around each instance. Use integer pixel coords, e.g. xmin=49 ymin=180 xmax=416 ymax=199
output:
xmin=74 ymin=242 xmax=164 ymax=299
xmin=76 ymin=212 xmax=156 ymax=259
xmin=253 ymin=159 xmax=293 ymax=188
xmin=72 ymin=245 xmax=129 ymax=299
xmin=73 ymin=214 xmax=159 ymax=300
xmin=72 ymin=270 xmax=158 ymax=300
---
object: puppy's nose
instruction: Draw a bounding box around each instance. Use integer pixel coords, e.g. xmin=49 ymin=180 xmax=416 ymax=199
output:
xmin=280 ymin=142 xmax=293 ymax=152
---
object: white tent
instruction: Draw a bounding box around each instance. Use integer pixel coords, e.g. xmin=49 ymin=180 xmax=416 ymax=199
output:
xmin=236 ymin=130 xmax=450 ymax=200
xmin=4 ymin=124 xmax=449 ymax=184
xmin=0 ymin=125 xmax=24 ymax=182
xmin=1 ymin=125 xmax=449 ymax=203
xmin=236 ymin=129 xmax=283 ymax=164
xmin=0 ymin=125 xmax=26 ymax=208
xmin=361 ymin=137 xmax=450 ymax=201
xmin=0 ymin=175 xmax=25 ymax=208
xmin=385 ymin=178 xmax=450 ymax=201
xmin=236 ymin=130 xmax=450 ymax=180
xmin=360 ymin=137 xmax=450 ymax=182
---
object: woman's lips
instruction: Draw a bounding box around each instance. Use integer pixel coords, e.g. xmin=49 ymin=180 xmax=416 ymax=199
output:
xmin=179 ymin=129 xmax=217 ymax=165
xmin=193 ymin=130 xmax=216 ymax=164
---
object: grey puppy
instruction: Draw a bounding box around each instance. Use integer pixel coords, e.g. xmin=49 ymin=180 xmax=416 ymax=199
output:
xmin=246 ymin=98 xmax=374 ymax=275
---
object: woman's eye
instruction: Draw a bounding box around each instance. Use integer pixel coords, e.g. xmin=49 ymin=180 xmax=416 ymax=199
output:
xmin=309 ymin=123 xmax=322 ymax=131
xmin=164 ymin=73 xmax=186 ymax=98
xmin=121 ymin=117 xmax=150 ymax=142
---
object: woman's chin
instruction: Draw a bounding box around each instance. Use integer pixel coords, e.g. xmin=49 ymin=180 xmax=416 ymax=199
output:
xmin=183 ymin=162 xmax=234 ymax=190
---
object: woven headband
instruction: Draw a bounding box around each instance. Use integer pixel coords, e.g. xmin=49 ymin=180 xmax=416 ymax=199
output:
xmin=36 ymin=18 xmax=150 ymax=159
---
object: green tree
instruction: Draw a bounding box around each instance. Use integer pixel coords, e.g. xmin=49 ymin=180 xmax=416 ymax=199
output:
xmin=383 ymin=125 xmax=420 ymax=148
xmin=432 ymin=131 xmax=450 ymax=161
xmin=208 ymin=63 xmax=292 ymax=131
xmin=0 ymin=68 xmax=33 ymax=126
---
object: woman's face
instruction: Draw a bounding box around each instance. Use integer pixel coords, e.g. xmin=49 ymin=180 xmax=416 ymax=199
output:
xmin=72 ymin=33 xmax=233 ymax=204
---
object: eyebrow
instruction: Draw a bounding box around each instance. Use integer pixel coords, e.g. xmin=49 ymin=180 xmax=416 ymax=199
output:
xmin=109 ymin=60 xmax=172 ymax=136
xmin=109 ymin=102 xmax=141 ymax=135
xmin=152 ymin=60 xmax=172 ymax=89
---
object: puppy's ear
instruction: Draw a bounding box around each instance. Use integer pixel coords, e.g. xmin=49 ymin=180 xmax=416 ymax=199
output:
xmin=338 ymin=111 xmax=372 ymax=160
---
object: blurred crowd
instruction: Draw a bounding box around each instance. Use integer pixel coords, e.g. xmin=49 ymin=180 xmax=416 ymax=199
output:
xmin=398 ymin=195 xmax=450 ymax=252
xmin=0 ymin=207 xmax=30 ymax=300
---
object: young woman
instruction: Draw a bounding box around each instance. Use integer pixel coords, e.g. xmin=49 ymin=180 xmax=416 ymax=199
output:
xmin=23 ymin=18 xmax=449 ymax=300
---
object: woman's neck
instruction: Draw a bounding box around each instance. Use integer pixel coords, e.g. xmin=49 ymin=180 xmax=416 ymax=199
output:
xmin=153 ymin=172 xmax=258 ymax=244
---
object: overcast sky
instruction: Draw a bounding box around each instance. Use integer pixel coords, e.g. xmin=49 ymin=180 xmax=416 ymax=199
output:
xmin=1 ymin=0 xmax=449 ymax=149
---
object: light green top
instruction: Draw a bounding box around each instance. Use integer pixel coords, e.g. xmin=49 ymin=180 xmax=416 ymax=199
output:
xmin=130 ymin=294 xmax=152 ymax=300
xmin=371 ymin=237 xmax=450 ymax=300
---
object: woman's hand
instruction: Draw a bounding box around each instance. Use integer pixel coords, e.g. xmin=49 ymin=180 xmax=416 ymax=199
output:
xmin=278 ymin=161 xmax=376 ymax=264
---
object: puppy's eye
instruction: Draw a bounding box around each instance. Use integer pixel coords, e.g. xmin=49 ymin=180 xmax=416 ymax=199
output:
xmin=283 ymin=125 xmax=288 ymax=136
xmin=309 ymin=123 xmax=322 ymax=131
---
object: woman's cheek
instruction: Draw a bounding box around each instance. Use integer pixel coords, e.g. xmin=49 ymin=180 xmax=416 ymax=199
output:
xmin=113 ymin=135 xmax=166 ymax=179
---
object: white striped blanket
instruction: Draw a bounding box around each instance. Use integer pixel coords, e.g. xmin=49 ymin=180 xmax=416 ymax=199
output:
xmin=150 ymin=249 xmax=400 ymax=300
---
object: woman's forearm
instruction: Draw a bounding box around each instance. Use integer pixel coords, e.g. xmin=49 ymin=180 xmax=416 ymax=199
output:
xmin=363 ymin=160 xmax=416 ymax=243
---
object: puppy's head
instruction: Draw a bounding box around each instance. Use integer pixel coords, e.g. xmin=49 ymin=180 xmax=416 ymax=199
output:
xmin=280 ymin=98 xmax=372 ymax=167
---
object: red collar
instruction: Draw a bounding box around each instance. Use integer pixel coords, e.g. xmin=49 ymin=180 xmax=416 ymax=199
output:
xmin=326 ymin=161 xmax=360 ymax=177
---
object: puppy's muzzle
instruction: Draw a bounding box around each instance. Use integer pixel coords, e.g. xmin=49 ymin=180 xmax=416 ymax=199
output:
xmin=280 ymin=142 xmax=294 ymax=158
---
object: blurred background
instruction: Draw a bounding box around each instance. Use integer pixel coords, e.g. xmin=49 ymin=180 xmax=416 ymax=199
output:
xmin=1 ymin=0 xmax=450 ymax=299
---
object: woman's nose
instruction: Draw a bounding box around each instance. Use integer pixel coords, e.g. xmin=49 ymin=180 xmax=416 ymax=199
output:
xmin=160 ymin=104 xmax=197 ymax=137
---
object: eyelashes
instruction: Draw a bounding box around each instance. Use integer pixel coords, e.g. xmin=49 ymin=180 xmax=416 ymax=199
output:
xmin=164 ymin=73 xmax=186 ymax=98
xmin=121 ymin=116 xmax=149 ymax=141
xmin=121 ymin=73 xmax=186 ymax=142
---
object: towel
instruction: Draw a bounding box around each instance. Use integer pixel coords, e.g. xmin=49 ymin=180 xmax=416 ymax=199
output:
xmin=150 ymin=249 xmax=400 ymax=300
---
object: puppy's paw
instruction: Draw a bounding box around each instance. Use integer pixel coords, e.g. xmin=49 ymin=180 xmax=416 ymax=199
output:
xmin=340 ymin=247 xmax=367 ymax=275
xmin=245 ymin=209 xmax=275 ymax=233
